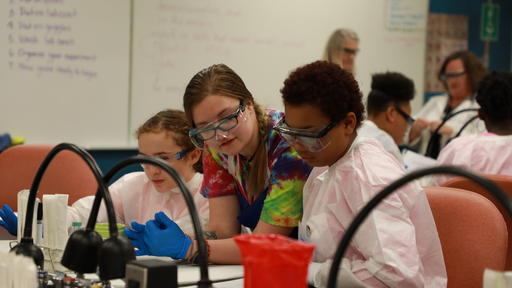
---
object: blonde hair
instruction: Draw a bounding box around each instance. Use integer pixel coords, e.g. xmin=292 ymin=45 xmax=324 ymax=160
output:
xmin=322 ymin=28 xmax=359 ymax=66
xmin=183 ymin=64 xmax=269 ymax=196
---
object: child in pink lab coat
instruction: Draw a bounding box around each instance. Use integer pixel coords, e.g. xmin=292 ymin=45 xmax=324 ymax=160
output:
xmin=275 ymin=61 xmax=447 ymax=287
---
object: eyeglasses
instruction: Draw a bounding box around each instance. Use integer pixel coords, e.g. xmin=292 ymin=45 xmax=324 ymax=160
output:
xmin=189 ymin=100 xmax=245 ymax=149
xmin=440 ymin=70 xmax=466 ymax=81
xmin=273 ymin=118 xmax=340 ymax=152
xmin=394 ymin=106 xmax=415 ymax=125
xmin=341 ymin=47 xmax=359 ymax=55
xmin=139 ymin=148 xmax=193 ymax=169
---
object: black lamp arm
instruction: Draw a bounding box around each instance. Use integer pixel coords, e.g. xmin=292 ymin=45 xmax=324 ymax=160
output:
xmin=326 ymin=165 xmax=512 ymax=288
xmin=89 ymin=155 xmax=212 ymax=287
xmin=425 ymin=108 xmax=478 ymax=157
xmin=22 ymin=143 xmax=112 ymax=239
xmin=453 ymin=115 xmax=480 ymax=139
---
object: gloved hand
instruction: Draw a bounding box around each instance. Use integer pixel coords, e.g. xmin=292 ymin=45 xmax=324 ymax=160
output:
xmin=144 ymin=212 xmax=192 ymax=259
xmin=124 ymin=221 xmax=150 ymax=256
xmin=0 ymin=204 xmax=18 ymax=236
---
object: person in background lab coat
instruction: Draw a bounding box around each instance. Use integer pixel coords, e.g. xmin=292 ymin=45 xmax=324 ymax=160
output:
xmin=409 ymin=50 xmax=487 ymax=158
xmin=275 ymin=61 xmax=447 ymax=287
xmin=0 ymin=109 xmax=209 ymax=239
xmin=433 ymin=71 xmax=512 ymax=186
xmin=358 ymin=72 xmax=416 ymax=163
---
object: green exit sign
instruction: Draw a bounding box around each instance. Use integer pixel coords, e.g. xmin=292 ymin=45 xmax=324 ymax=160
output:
xmin=480 ymin=3 xmax=500 ymax=41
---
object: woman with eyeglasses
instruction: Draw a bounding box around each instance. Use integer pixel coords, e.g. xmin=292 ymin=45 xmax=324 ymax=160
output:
xmin=277 ymin=61 xmax=446 ymax=287
xmin=126 ymin=64 xmax=311 ymax=263
xmin=358 ymin=72 xmax=416 ymax=163
xmin=0 ymin=109 xmax=209 ymax=240
xmin=409 ymin=50 xmax=487 ymax=158
xmin=323 ymin=28 xmax=360 ymax=75
xmin=432 ymin=71 xmax=512 ymax=186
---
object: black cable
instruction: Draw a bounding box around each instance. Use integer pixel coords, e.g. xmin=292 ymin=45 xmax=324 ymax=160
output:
xmin=425 ymin=108 xmax=478 ymax=158
xmin=446 ymin=115 xmax=480 ymax=146
xmin=10 ymin=143 xmax=112 ymax=268
xmin=97 ymin=155 xmax=213 ymax=288
xmin=326 ymin=166 xmax=512 ymax=288
xmin=179 ymin=276 xmax=244 ymax=287
xmin=21 ymin=143 xmax=113 ymax=237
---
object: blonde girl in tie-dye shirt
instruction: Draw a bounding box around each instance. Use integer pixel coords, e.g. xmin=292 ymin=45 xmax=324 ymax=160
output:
xmin=183 ymin=64 xmax=311 ymax=264
xmin=201 ymin=108 xmax=311 ymax=234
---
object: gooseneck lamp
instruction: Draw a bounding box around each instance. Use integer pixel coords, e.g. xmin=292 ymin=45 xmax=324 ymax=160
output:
xmin=9 ymin=143 xmax=113 ymax=270
xmin=59 ymin=145 xmax=135 ymax=279
xmin=97 ymin=155 xmax=212 ymax=287
xmin=425 ymin=108 xmax=478 ymax=158
xmin=326 ymin=166 xmax=512 ymax=288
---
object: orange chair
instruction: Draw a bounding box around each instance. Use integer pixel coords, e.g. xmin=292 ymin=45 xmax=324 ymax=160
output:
xmin=425 ymin=186 xmax=508 ymax=288
xmin=0 ymin=144 xmax=98 ymax=209
xmin=441 ymin=174 xmax=512 ymax=269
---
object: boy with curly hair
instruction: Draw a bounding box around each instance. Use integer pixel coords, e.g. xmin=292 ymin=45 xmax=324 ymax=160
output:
xmin=275 ymin=61 xmax=447 ymax=287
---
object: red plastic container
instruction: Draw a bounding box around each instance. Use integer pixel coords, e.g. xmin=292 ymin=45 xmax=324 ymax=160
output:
xmin=234 ymin=234 xmax=315 ymax=288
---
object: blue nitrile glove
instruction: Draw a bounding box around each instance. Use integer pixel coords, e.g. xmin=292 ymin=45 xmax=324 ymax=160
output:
xmin=0 ymin=204 xmax=18 ymax=236
xmin=124 ymin=221 xmax=150 ymax=256
xmin=144 ymin=212 xmax=192 ymax=259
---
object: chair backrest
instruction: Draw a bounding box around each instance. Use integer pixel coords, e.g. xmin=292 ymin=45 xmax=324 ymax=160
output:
xmin=441 ymin=174 xmax=512 ymax=269
xmin=0 ymin=144 xmax=98 ymax=209
xmin=425 ymin=186 xmax=508 ymax=288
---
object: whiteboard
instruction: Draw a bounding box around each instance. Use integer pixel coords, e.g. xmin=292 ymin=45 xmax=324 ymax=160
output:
xmin=130 ymin=0 xmax=428 ymax=146
xmin=0 ymin=0 xmax=428 ymax=148
xmin=0 ymin=0 xmax=131 ymax=148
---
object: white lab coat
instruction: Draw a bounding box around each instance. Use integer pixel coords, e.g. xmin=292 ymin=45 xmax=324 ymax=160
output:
xmin=68 ymin=172 xmax=209 ymax=235
xmin=357 ymin=120 xmax=403 ymax=163
xmin=433 ymin=133 xmax=512 ymax=186
xmin=299 ymin=136 xmax=447 ymax=287
xmin=412 ymin=93 xmax=485 ymax=155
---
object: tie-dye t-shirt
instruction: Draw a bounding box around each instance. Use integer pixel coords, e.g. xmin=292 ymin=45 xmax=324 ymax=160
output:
xmin=200 ymin=109 xmax=312 ymax=227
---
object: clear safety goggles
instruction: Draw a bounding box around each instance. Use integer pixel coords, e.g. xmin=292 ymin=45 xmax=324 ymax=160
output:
xmin=273 ymin=118 xmax=340 ymax=152
xmin=189 ymin=100 xmax=245 ymax=149
xmin=440 ymin=70 xmax=466 ymax=81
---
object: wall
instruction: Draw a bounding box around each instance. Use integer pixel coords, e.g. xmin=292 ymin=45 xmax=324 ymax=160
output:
xmin=426 ymin=0 xmax=512 ymax=102
xmin=1 ymin=0 xmax=430 ymax=149
xmin=88 ymin=149 xmax=140 ymax=184
xmin=429 ymin=0 xmax=512 ymax=71
xmin=0 ymin=0 xmax=436 ymax=176
xmin=424 ymin=0 xmax=512 ymax=102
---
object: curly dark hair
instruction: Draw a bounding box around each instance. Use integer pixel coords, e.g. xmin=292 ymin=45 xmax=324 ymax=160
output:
xmin=367 ymin=72 xmax=415 ymax=115
xmin=476 ymin=71 xmax=512 ymax=130
xmin=281 ymin=61 xmax=365 ymax=126
xmin=438 ymin=50 xmax=487 ymax=94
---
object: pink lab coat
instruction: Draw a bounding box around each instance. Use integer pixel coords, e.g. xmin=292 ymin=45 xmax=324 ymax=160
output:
xmin=299 ymin=137 xmax=447 ymax=287
xmin=434 ymin=134 xmax=512 ymax=185
xmin=68 ymin=172 xmax=209 ymax=234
